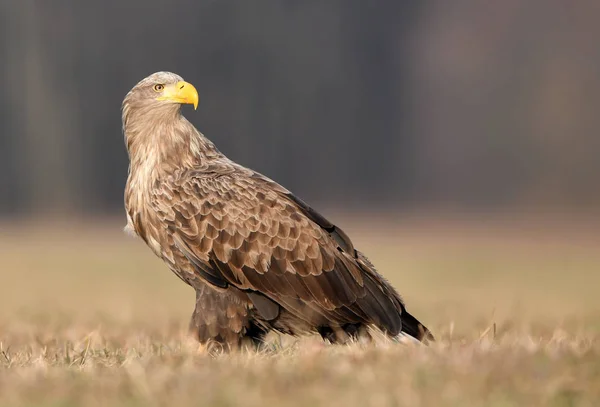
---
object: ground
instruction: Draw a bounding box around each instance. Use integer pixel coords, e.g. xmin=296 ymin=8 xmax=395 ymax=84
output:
xmin=0 ymin=214 xmax=599 ymax=406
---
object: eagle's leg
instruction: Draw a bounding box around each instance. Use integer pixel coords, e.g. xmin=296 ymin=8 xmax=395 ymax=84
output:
xmin=195 ymin=325 xmax=268 ymax=352
xmin=350 ymin=323 xmax=373 ymax=344
xmin=188 ymin=285 xmax=270 ymax=352
xmin=317 ymin=326 xmax=338 ymax=343
xmin=239 ymin=320 xmax=269 ymax=350
xmin=317 ymin=324 xmax=372 ymax=344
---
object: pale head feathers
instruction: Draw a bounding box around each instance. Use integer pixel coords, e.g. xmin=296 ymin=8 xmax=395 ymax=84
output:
xmin=122 ymin=71 xmax=219 ymax=171
xmin=122 ymin=71 xmax=185 ymax=134
xmin=122 ymin=71 xmax=222 ymax=231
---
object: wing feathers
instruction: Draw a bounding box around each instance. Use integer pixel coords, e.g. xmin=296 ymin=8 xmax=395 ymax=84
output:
xmin=154 ymin=170 xmax=407 ymax=334
xmin=173 ymin=235 xmax=228 ymax=288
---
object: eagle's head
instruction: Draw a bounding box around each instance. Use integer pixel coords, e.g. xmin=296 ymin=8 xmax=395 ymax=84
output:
xmin=122 ymin=71 xmax=199 ymax=127
xmin=122 ymin=71 xmax=210 ymax=177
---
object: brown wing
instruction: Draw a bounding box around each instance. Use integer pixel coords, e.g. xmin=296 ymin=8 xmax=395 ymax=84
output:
xmin=152 ymin=169 xmax=405 ymax=335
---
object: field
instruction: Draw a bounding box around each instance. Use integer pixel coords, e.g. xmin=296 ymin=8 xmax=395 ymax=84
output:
xmin=1 ymin=214 xmax=599 ymax=406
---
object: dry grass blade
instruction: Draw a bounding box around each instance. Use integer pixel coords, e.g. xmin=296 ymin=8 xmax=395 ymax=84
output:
xmin=0 ymin=218 xmax=599 ymax=406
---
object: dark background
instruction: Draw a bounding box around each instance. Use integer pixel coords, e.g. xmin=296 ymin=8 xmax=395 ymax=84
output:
xmin=2 ymin=0 xmax=599 ymax=217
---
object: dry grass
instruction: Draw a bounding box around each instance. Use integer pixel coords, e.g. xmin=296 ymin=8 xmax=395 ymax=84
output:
xmin=1 ymin=214 xmax=599 ymax=406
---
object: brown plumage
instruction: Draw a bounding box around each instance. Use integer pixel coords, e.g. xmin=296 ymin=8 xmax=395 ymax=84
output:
xmin=123 ymin=71 xmax=433 ymax=350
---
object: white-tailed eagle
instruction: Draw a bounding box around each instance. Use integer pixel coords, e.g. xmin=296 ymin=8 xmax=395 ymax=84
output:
xmin=122 ymin=71 xmax=433 ymax=350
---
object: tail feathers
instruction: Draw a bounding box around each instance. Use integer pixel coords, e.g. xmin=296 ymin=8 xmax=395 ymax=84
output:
xmin=401 ymin=311 xmax=435 ymax=342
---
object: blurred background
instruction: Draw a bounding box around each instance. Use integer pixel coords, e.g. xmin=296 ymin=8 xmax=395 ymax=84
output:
xmin=0 ymin=1 xmax=599 ymax=336
xmin=2 ymin=0 xmax=599 ymax=217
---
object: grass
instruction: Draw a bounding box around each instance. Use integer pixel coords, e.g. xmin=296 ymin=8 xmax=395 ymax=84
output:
xmin=1 ymin=214 xmax=599 ymax=406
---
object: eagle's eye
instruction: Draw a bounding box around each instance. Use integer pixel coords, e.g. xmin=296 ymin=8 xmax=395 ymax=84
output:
xmin=153 ymin=84 xmax=165 ymax=92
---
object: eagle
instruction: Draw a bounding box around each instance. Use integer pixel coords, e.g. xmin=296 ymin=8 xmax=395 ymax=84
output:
xmin=123 ymin=71 xmax=433 ymax=350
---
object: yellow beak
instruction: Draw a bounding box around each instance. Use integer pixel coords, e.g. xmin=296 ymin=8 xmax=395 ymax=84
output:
xmin=157 ymin=81 xmax=199 ymax=110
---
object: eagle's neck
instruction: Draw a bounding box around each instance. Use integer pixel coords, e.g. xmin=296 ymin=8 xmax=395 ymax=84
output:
xmin=124 ymin=110 xmax=222 ymax=223
xmin=125 ymin=111 xmax=220 ymax=180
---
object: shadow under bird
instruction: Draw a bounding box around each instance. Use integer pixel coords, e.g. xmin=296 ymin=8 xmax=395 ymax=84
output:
xmin=122 ymin=71 xmax=433 ymax=350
